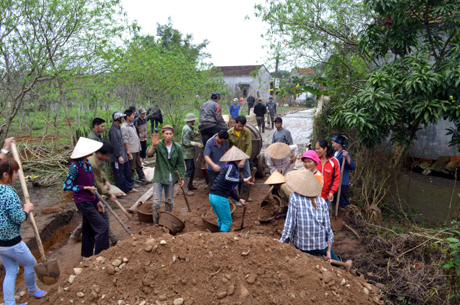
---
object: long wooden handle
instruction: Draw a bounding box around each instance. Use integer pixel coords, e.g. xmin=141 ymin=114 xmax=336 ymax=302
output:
xmin=95 ymin=191 xmax=132 ymax=236
xmin=113 ymin=198 xmax=132 ymax=220
xmin=176 ymin=170 xmax=191 ymax=212
xmin=330 ymin=259 xmax=351 ymax=271
xmin=11 ymin=143 xmax=48 ymax=267
xmin=335 ymin=156 xmax=346 ymax=217
xmin=240 ymin=168 xmax=257 ymax=230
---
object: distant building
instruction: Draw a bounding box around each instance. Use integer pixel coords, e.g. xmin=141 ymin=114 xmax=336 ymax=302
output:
xmin=214 ymin=65 xmax=271 ymax=101
xmin=290 ymin=68 xmax=316 ymax=79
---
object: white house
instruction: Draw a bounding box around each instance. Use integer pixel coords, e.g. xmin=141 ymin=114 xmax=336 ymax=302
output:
xmin=214 ymin=65 xmax=272 ymax=101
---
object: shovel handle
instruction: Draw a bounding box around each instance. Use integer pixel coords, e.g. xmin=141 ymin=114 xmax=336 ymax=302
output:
xmin=330 ymin=259 xmax=352 ymax=272
xmin=95 ymin=191 xmax=132 ymax=236
xmin=113 ymin=198 xmax=132 ymax=220
xmin=240 ymin=168 xmax=257 ymax=230
xmin=11 ymin=143 xmax=48 ymax=267
xmin=335 ymin=156 xmax=346 ymax=217
xmin=176 ymin=170 xmax=191 ymax=212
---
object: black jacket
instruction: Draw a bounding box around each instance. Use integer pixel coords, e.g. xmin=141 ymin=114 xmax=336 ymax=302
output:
xmin=254 ymin=103 xmax=267 ymax=117
xmin=210 ymin=163 xmax=244 ymax=201
xmin=146 ymin=106 xmax=163 ymax=124
xmin=247 ymin=96 xmax=255 ymax=107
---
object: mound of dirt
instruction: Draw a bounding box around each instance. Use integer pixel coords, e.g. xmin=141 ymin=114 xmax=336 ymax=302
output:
xmin=48 ymin=226 xmax=382 ymax=305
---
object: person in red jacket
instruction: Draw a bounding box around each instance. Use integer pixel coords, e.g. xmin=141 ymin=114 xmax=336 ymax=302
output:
xmin=315 ymin=139 xmax=340 ymax=206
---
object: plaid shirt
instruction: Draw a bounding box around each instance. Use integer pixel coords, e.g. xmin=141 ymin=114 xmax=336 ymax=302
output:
xmin=280 ymin=193 xmax=334 ymax=251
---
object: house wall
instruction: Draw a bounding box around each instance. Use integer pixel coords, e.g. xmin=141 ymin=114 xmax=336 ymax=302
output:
xmin=220 ymin=67 xmax=272 ymax=101
xmin=409 ymin=119 xmax=460 ymax=159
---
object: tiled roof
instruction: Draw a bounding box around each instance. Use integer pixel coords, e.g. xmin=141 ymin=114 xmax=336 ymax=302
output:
xmin=214 ymin=65 xmax=265 ymax=76
xmin=296 ymin=68 xmax=315 ymax=74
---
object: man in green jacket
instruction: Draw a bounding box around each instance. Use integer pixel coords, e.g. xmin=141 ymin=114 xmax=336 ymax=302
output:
xmin=147 ymin=125 xmax=186 ymax=224
xmin=87 ymin=118 xmax=105 ymax=142
xmin=228 ymin=115 xmax=253 ymax=202
xmin=181 ymin=113 xmax=204 ymax=196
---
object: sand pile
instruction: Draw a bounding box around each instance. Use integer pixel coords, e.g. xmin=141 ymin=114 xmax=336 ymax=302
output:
xmin=48 ymin=226 xmax=382 ymax=305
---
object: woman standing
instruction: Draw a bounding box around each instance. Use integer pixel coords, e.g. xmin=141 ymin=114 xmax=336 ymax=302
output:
xmin=209 ymin=146 xmax=253 ymax=232
xmin=331 ymin=135 xmax=356 ymax=208
xmin=0 ymin=138 xmax=47 ymax=305
xmin=301 ymin=150 xmax=324 ymax=186
xmin=315 ymin=139 xmax=340 ymax=205
xmin=63 ymin=137 xmax=109 ymax=258
xmin=280 ymin=169 xmax=340 ymax=262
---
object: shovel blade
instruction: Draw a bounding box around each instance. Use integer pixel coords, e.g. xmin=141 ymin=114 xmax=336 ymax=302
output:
xmin=34 ymin=259 xmax=60 ymax=285
xmin=330 ymin=216 xmax=344 ymax=232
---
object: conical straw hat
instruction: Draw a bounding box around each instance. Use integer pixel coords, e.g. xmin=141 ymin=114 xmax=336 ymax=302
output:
xmin=220 ymin=146 xmax=250 ymax=162
xmin=71 ymin=137 xmax=103 ymax=159
xmin=285 ymin=169 xmax=322 ymax=197
xmin=264 ymin=171 xmax=285 ymax=185
xmin=267 ymin=143 xmax=291 ymax=159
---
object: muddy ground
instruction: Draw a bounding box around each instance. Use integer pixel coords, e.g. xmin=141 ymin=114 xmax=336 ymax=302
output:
xmin=0 ymin=176 xmax=372 ymax=305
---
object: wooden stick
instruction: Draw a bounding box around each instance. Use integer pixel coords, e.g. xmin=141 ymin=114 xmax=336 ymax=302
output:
xmin=343 ymin=223 xmax=360 ymax=239
xmin=127 ymin=188 xmax=153 ymax=213
xmin=11 ymin=143 xmax=49 ymax=267
xmin=259 ymin=186 xmax=274 ymax=207
xmin=95 ymin=191 xmax=132 ymax=236
xmin=113 ymin=198 xmax=132 ymax=220
xmin=176 ymin=170 xmax=191 ymax=212
xmin=240 ymin=168 xmax=257 ymax=230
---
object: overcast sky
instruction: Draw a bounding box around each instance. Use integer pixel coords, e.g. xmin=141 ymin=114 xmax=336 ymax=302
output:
xmin=120 ymin=0 xmax=272 ymax=70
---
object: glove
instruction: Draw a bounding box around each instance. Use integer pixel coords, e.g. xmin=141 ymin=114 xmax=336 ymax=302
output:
xmin=190 ymin=141 xmax=204 ymax=148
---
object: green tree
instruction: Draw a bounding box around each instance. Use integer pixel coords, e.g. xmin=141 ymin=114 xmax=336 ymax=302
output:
xmin=330 ymin=0 xmax=460 ymax=161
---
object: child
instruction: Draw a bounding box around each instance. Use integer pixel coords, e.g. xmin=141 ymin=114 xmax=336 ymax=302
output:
xmin=209 ymin=146 xmax=253 ymax=232
xmin=301 ymin=150 xmax=324 ymax=187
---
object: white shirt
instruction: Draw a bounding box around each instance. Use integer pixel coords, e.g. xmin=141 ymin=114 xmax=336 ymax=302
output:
xmin=267 ymin=144 xmax=298 ymax=174
xmin=166 ymin=144 xmax=172 ymax=181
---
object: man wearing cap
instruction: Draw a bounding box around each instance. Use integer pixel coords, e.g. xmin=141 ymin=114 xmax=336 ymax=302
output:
xmin=109 ymin=111 xmax=133 ymax=193
xmin=147 ymin=126 xmax=186 ymax=224
xmin=266 ymin=96 xmax=277 ymax=128
xmin=181 ymin=113 xmax=203 ymax=196
xmin=253 ymin=98 xmax=267 ymax=133
xmin=229 ymin=98 xmax=240 ymax=119
xmin=227 ymin=115 xmax=252 ymax=201
xmin=63 ymin=137 xmax=109 ymax=257
xmin=272 ymin=117 xmax=294 ymax=145
xmin=121 ymin=109 xmax=147 ymax=185
xmin=134 ymin=108 xmax=148 ymax=164
xmin=199 ymin=91 xmax=228 ymax=146
xmin=247 ymin=93 xmax=255 ymax=115
xmin=204 ymin=130 xmax=229 ymax=187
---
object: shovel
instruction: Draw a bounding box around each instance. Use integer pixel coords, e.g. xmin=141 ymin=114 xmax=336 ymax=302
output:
xmin=11 ymin=143 xmax=60 ymax=285
xmin=176 ymin=170 xmax=191 ymax=212
xmin=95 ymin=191 xmax=132 ymax=236
xmin=331 ymin=156 xmax=346 ymax=232
xmin=238 ymin=167 xmax=257 ymax=230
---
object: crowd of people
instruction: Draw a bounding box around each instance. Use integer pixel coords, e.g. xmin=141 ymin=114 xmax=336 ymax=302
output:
xmin=0 ymin=91 xmax=355 ymax=305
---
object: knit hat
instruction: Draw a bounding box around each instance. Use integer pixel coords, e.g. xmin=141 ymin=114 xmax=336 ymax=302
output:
xmin=264 ymin=171 xmax=285 ymax=185
xmin=161 ymin=125 xmax=175 ymax=133
xmin=71 ymin=137 xmax=103 ymax=159
xmin=301 ymin=150 xmax=320 ymax=165
xmin=267 ymin=143 xmax=291 ymax=159
xmin=285 ymin=169 xmax=322 ymax=197
xmin=220 ymin=146 xmax=250 ymax=162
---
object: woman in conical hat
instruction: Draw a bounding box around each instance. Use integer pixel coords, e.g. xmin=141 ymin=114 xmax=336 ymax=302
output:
xmin=209 ymin=146 xmax=254 ymax=232
xmin=63 ymin=137 xmax=110 ymax=258
xmin=280 ymin=169 xmax=344 ymax=265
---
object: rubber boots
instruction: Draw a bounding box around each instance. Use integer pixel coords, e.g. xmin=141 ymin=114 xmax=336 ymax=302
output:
xmin=184 ymin=177 xmax=195 ymax=196
xmin=152 ymin=206 xmax=160 ymax=225
xmin=165 ymin=201 xmax=173 ymax=213
xmin=188 ymin=176 xmax=197 ymax=190
xmin=138 ymin=171 xmax=148 ymax=185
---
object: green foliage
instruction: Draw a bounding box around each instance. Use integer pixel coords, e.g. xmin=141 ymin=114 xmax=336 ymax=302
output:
xmin=441 ymin=221 xmax=460 ymax=301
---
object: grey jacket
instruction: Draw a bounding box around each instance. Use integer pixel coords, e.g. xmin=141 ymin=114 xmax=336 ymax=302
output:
xmin=199 ymin=99 xmax=227 ymax=130
xmin=121 ymin=122 xmax=141 ymax=153
xmin=266 ymin=101 xmax=277 ymax=114
xmin=108 ymin=123 xmax=128 ymax=163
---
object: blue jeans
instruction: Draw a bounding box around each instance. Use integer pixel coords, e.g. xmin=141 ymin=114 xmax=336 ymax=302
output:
xmin=152 ymin=181 xmax=174 ymax=212
xmin=242 ymin=159 xmax=250 ymax=178
xmin=298 ymin=246 xmax=340 ymax=267
xmin=209 ymin=194 xmax=232 ymax=232
xmin=111 ymin=161 xmax=133 ymax=193
xmin=0 ymin=241 xmax=38 ymax=305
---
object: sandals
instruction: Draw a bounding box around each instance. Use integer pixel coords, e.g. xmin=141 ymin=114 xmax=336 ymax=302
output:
xmin=30 ymin=289 xmax=47 ymax=299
